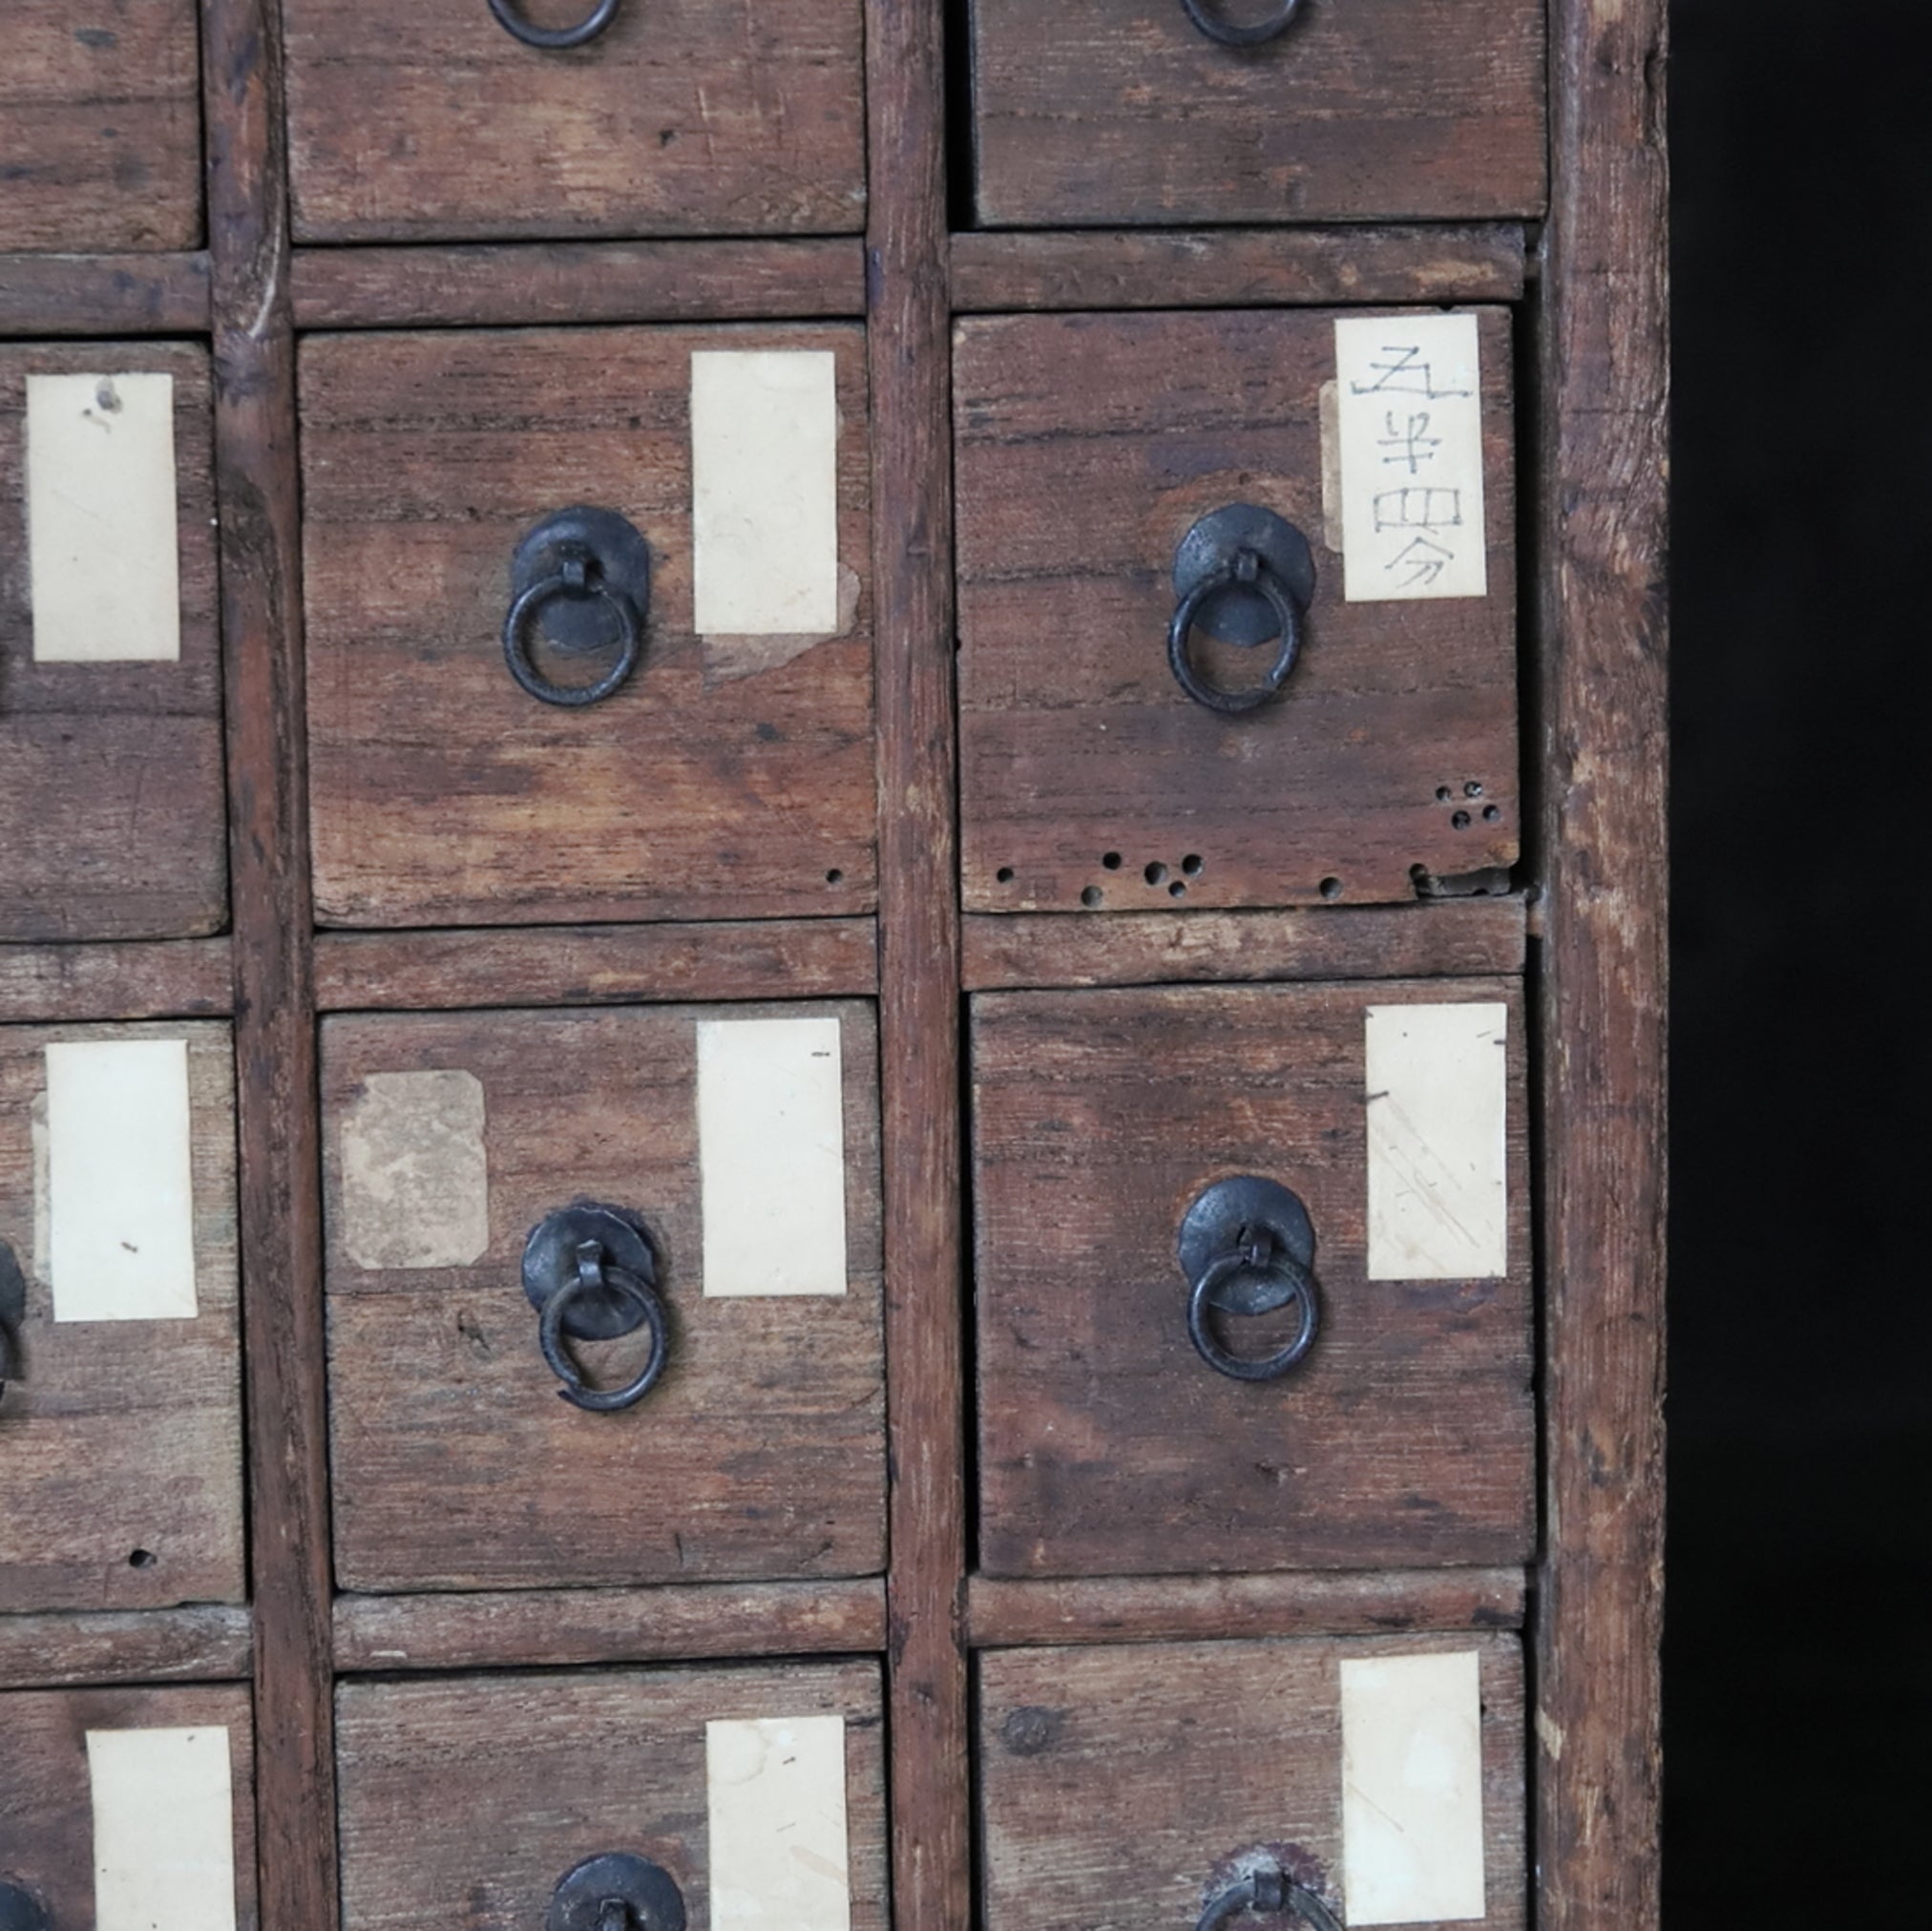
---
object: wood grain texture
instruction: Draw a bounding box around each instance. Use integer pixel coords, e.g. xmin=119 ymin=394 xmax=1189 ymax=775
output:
xmin=961 ymin=899 xmax=1525 ymax=991
xmin=337 ymin=1662 xmax=886 ymax=1931
xmin=951 ymin=227 xmax=1526 ymax=314
xmin=314 ymin=919 xmax=876 ymax=1013
xmin=969 ymin=0 xmax=1544 ymax=227
xmin=0 ymin=2 xmax=202 ymax=250
xmin=1534 ymin=0 xmax=1670 ymax=1925
xmin=972 ymin=981 xmax=1533 ymax=1578
xmin=320 ymin=1002 xmax=885 ymax=1591
xmin=284 ymin=0 xmax=865 ymax=242
xmin=0 ymin=1685 xmax=257 ymax=1929
xmin=334 ymin=1579 xmax=886 ymax=1673
xmin=301 ymin=324 xmax=875 ymax=929
xmin=290 ymin=240 xmax=867 ymax=329
xmin=955 ymin=307 xmax=1520 ymax=913
xmin=0 ymin=253 xmax=211 ymax=336
xmin=0 ymin=343 xmax=227 ymax=940
xmin=0 ymin=1606 xmax=252 ymax=1690
xmin=967 ymin=1568 xmax=1527 ymax=1648
xmin=977 ymin=1634 xmax=1524 ymax=1931
xmin=0 ymin=939 xmax=232 ymax=1023
xmin=0 ymin=1022 xmax=244 ymax=1612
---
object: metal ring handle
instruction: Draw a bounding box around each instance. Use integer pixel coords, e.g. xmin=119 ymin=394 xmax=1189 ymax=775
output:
xmin=1179 ymin=0 xmax=1304 ymax=49
xmin=1168 ymin=548 xmax=1305 ymax=714
xmin=1198 ymin=1866 xmax=1342 ymax=1931
xmin=1187 ymin=1243 xmax=1320 ymax=1381
xmin=503 ymin=549 xmax=642 ymax=707
xmin=537 ymin=1242 xmax=668 ymax=1412
xmin=487 ymin=0 xmax=621 ymax=50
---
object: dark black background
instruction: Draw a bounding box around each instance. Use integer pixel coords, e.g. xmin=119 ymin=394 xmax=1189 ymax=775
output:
xmin=1666 ymin=3 xmax=1928 ymax=1917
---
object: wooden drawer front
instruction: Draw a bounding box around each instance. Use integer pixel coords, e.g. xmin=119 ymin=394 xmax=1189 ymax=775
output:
xmin=0 ymin=1024 xmax=244 ymax=1614
xmin=0 ymin=4 xmax=201 ymax=251
xmin=969 ymin=0 xmax=1544 ymax=227
xmin=338 ymin=1662 xmax=885 ymax=1931
xmin=302 ymin=326 xmax=874 ymax=929
xmin=956 ymin=308 xmax=1518 ymax=913
xmin=283 ymin=0 xmax=864 ymax=242
xmin=972 ymin=982 xmax=1532 ymax=1577
xmin=980 ymin=1636 xmax=1523 ymax=1931
xmin=322 ymin=1002 xmax=885 ymax=1590
xmin=0 ymin=1687 xmax=257 ymax=1931
xmin=0 ymin=346 xmax=226 ymax=941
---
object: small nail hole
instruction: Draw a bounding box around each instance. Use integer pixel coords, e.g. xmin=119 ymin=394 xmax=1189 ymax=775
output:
xmin=996 ymin=866 xmax=1015 ymax=884
xmin=1482 ymin=806 xmax=1502 ymax=823
xmin=1168 ymin=881 xmax=1186 ymax=899
xmin=1436 ymin=786 xmax=1453 ymax=803
xmin=1464 ymin=781 xmax=1484 ymax=798
xmin=1452 ymin=810 xmax=1471 ymax=829
xmin=825 ymin=868 xmax=843 ymax=885
xmin=128 ymin=1548 xmax=157 ymax=1569
xmin=1081 ymin=886 xmax=1103 ymax=908
xmin=1319 ymin=876 xmax=1343 ymax=900
xmin=1182 ymin=854 xmax=1204 ymax=876
xmin=1102 ymin=852 xmax=1123 ymax=871
xmin=1144 ymin=862 xmax=1168 ymax=886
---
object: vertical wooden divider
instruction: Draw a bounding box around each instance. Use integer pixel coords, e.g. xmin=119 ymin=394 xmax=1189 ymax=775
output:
xmin=866 ymin=4 xmax=972 ymax=1928
xmin=202 ymin=6 xmax=338 ymax=1931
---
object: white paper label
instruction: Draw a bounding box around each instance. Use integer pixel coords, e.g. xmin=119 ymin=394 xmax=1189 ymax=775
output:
xmin=338 ymin=1069 xmax=491 ymax=1270
xmin=691 ymin=349 xmax=839 ymax=635
xmin=47 ymin=1039 xmax=198 ymax=1321
xmin=1334 ymin=315 xmax=1487 ymax=601
xmin=1364 ymin=1003 xmax=1508 ymax=1282
xmin=697 ymin=1017 xmax=848 ymax=1297
xmin=706 ymin=1715 xmax=851 ymax=1931
xmin=87 ymin=1727 xmax=240 ymax=1931
xmin=27 ymin=372 xmax=182 ymax=661
xmin=1340 ymin=1652 xmax=1485 ymax=1925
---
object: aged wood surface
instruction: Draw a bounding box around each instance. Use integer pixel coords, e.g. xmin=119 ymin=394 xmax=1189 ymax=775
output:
xmin=967 ymin=1568 xmax=1527 ymax=1648
xmin=0 ymin=252 xmax=211 ymax=336
xmin=969 ymin=0 xmax=1544 ymax=228
xmin=283 ymin=0 xmax=865 ymax=242
xmin=955 ymin=307 xmax=1520 ymax=913
xmin=0 ymin=1606 xmax=252 ymax=1690
xmin=320 ymin=1003 xmax=885 ymax=1591
xmin=978 ymin=1634 xmax=1525 ymax=1931
xmin=961 ymin=900 xmax=1525 ymax=991
xmin=0 ymin=938 xmax=233 ymax=1023
xmin=951 ymin=226 xmax=1526 ymax=314
xmin=337 ymin=1662 xmax=886 ymax=1931
xmin=0 ymin=1023 xmax=244 ymax=1613
xmin=334 ymin=1579 xmax=887 ymax=1673
xmin=0 ymin=343 xmax=227 ymax=940
xmin=0 ymin=2 xmax=203 ymax=251
xmin=314 ymin=919 xmax=877 ymax=1013
xmin=1534 ymin=0 xmax=1670 ymax=1924
xmin=973 ymin=981 xmax=1533 ymax=1577
xmin=0 ymin=1685 xmax=257 ymax=1929
xmin=290 ymin=240 xmax=868 ymax=329
xmin=302 ymin=324 xmax=875 ymax=929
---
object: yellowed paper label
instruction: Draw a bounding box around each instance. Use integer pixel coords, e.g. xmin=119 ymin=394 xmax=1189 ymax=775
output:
xmin=338 ymin=1069 xmax=490 ymax=1270
xmin=87 ymin=1727 xmax=239 ymax=1931
xmin=706 ymin=1715 xmax=851 ymax=1931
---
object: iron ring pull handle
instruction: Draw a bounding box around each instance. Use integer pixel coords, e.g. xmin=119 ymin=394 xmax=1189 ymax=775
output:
xmin=503 ymin=541 xmax=644 ymax=708
xmin=538 ymin=1238 xmax=669 ymax=1413
xmin=0 ymin=1879 xmax=53 ymax=1931
xmin=487 ymin=0 xmax=621 ymax=50
xmin=1180 ymin=0 xmax=1304 ymax=50
xmin=1198 ymin=1866 xmax=1343 ymax=1931
xmin=1168 ymin=546 xmax=1306 ymax=715
xmin=547 ymin=1854 xmax=686 ymax=1931
xmin=1187 ymin=1234 xmax=1320 ymax=1381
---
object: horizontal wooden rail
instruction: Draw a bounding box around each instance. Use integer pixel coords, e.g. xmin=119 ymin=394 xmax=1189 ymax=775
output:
xmin=0 ymin=252 xmax=212 ymax=336
xmin=0 ymin=1606 xmax=253 ymax=1689
xmin=0 ymin=938 xmax=234 ymax=1023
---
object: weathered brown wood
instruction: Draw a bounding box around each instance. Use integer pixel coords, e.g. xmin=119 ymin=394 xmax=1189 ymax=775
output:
xmin=967 ymin=1568 xmax=1527 ymax=1648
xmin=973 ymin=981 xmax=1533 ymax=1578
xmin=961 ymin=899 xmax=1525 ymax=992
xmin=290 ymin=239 xmax=867 ymax=329
xmin=0 ymin=938 xmax=233 ymax=1022
xmin=955 ymin=307 xmax=1520 ymax=913
xmin=951 ymin=226 xmax=1526 ymax=314
xmin=1534 ymin=0 xmax=1670 ymax=1923
xmin=0 ymin=1686 xmax=258 ymax=1928
xmin=867 ymin=0 xmax=971 ymax=1925
xmin=283 ymin=0 xmax=865 ymax=242
xmin=0 ymin=3 xmax=203 ymax=251
xmin=320 ymin=1003 xmax=885 ymax=1591
xmin=0 ymin=1023 xmax=244 ymax=1612
xmin=314 ymin=919 xmax=877 ymax=1012
xmin=334 ymin=1579 xmax=888 ymax=1673
xmin=301 ymin=324 xmax=875 ymax=929
xmin=0 ymin=253 xmax=212 ymax=336
xmin=969 ymin=0 xmax=1544 ymax=227
xmin=336 ymin=1662 xmax=886 ymax=1931
xmin=0 ymin=344 xmax=227 ymax=940
xmin=978 ymin=1635 xmax=1525 ymax=1931
xmin=0 ymin=1606 xmax=253 ymax=1689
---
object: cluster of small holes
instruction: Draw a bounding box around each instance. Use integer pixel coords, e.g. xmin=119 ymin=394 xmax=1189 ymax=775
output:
xmin=993 ymin=853 xmax=1208 ymax=905
xmin=1438 ymin=780 xmax=1503 ymax=832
